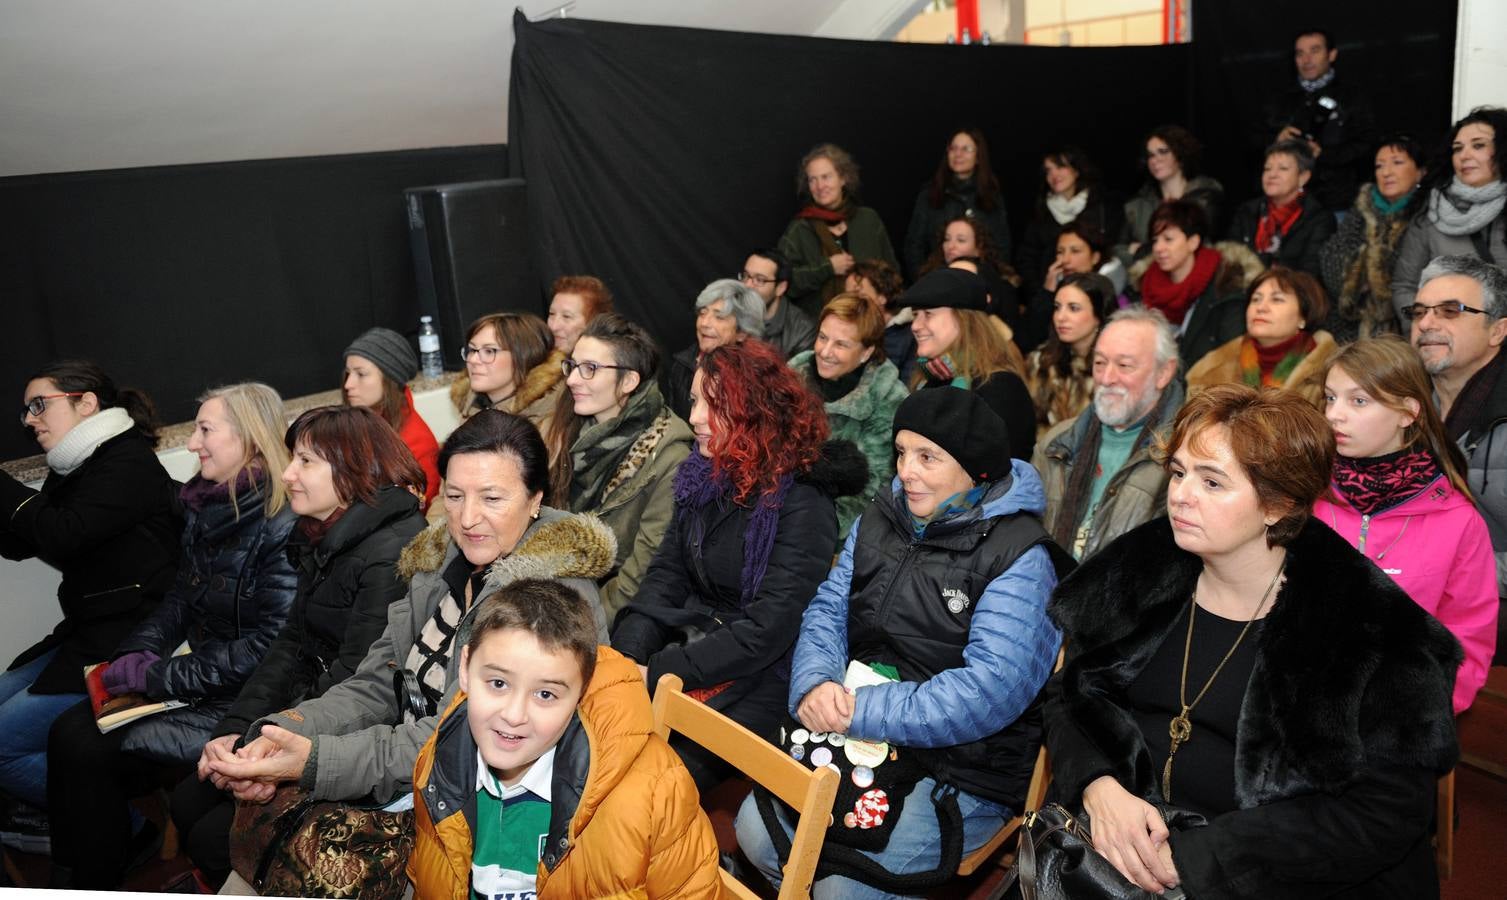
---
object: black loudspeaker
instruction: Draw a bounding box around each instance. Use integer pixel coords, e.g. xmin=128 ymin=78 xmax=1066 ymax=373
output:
xmin=405 ymin=179 xmax=540 ymax=370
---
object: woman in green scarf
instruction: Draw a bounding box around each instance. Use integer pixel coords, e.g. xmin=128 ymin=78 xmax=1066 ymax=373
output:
xmin=545 ymin=314 xmax=693 ymax=616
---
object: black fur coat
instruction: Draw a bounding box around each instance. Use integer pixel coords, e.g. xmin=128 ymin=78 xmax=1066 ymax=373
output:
xmin=1044 ymin=516 xmax=1460 ymax=899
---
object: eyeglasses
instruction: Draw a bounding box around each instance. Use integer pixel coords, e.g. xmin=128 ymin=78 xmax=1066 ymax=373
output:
xmin=1401 ymin=301 xmax=1489 ymax=321
xmin=1145 ymin=147 xmax=1174 ymax=159
xmin=561 ymin=359 xmax=629 ymax=380
xmin=737 ymin=271 xmax=778 ymax=287
xmin=460 ymin=344 xmax=502 ymax=363
xmin=21 ymin=393 xmax=83 ymax=424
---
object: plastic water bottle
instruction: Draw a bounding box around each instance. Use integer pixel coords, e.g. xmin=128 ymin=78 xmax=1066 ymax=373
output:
xmin=418 ymin=316 xmax=443 ymax=378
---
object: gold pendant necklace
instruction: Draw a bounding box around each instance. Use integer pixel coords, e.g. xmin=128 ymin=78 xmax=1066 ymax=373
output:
xmin=1162 ymin=561 xmax=1285 ymax=803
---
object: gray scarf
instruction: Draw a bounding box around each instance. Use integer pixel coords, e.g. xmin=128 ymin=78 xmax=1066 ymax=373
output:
xmin=46 ymin=407 xmax=134 ymax=476
xmin=1428 ymin=176 xmax=1507 ymax=237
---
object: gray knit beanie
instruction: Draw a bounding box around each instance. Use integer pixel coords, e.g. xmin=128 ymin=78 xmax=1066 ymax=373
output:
xmin=343 ymin=327 xmax=418 ymax=385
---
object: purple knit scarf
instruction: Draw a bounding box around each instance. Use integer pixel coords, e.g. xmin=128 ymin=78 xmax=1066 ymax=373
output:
xmin=672 ymin=451 xmax=794 ymax=608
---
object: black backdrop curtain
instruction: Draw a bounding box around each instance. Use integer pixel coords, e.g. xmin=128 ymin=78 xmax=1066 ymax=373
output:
xmin=507 ymin=2 xmax=1456 ymax=358
xmin=507 ymin=9 xmax=1193 ymax=354
xmin=0 ymin=147 xmax=505 ymax=460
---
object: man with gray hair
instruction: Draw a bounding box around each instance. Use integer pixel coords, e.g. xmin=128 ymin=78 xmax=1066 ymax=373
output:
xmin=1034 ymin=306 xmax=1183 ymax=559
xmin=661 ymin=278 xmax=766 ymax=420
xmin=1409 ymin=254 xmax=1507 ymax=659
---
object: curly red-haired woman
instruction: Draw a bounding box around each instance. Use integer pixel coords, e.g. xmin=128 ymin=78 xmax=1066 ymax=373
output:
xmin=612 ymin=340 xmax=867 ymax=790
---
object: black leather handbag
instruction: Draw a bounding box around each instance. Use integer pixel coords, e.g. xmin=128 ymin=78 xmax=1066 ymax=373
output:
xmin=989 ymin=802 xmax=1201 ymax=900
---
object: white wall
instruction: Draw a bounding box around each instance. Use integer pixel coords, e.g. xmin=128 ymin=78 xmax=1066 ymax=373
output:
xmin=1453 ymin=0 xmax=1507 ymax=119
xmin=0 ymin=0 xmax=914 ymax=178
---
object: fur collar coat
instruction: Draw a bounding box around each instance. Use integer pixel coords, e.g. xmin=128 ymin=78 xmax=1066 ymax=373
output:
xmin=1044 ymin=517 xmax=1460 ymax=898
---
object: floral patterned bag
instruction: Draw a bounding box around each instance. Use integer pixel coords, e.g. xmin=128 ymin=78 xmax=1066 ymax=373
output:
xmin=229 ymin=785 xmax=414 ymax=900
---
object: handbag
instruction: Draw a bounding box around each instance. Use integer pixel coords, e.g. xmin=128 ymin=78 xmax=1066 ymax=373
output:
xmin=229 ymin=783 xmax=414 ymax=900
xmin=753 ymin=714 xmax=965 ymax=893
xmin=989 ymin=802 xmax=1204 ymax=900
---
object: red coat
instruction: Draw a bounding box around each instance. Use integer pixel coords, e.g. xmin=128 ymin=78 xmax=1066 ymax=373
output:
xmin=398 ymin=386 xmax=441 ymax=511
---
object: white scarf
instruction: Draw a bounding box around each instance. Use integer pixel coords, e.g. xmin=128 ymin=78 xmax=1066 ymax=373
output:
xmin=1428 ymin=176 xmax=1506 ymax=237
xmin=46 ymin=406 xmax=134 ymax=476
xmin=1046 ymin=189 xmax=1089 ymax=225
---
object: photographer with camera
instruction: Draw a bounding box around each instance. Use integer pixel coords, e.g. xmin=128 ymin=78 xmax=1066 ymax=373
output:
xmin=1255 ymin=28 xmax=1377 ymax=217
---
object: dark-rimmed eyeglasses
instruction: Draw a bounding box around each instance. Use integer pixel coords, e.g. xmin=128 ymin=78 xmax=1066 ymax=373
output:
xmin=21 ymin=393 xmax=83 ymax=424
xmin=561 ymin=359 xmax=629 ymax=380
xmin=737 ymin=270 xmax=778 ymax=287
xmin=1401 ymin=301 xmax=1488 ymax=321
xmin=460 ymin=344 xmax=502 ymax=363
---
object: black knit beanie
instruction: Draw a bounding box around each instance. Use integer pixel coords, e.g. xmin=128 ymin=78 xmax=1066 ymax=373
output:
xmin=343 ymin=327 xmax=418 ymax=386
xmin=892 ymin=386 xmax=1011 ymax=483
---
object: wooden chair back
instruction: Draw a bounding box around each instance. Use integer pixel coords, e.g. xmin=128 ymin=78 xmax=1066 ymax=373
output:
xmin=651 ymin=673 xmax=840 ymax=899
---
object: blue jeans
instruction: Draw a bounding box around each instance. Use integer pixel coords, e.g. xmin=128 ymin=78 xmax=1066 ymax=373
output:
xmin=734 ymin=776 xmax=1010 ymax=899
xmin=0 ymin=649 xmax=87 ymax=808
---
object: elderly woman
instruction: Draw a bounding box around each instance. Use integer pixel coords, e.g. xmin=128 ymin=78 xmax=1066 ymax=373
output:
xmin=734 ymin=387 xmax=1066 ymax=897
xmin=547 ymin=274 xmax=614 ymax=355
xmin=1025 ymin=273 xmax=1120 ymax=438
xmin=847 ymin=259 xmax=917 ymax=381
xmin=1045 ymin=384 xmax=1459 ymax=897
xmin=1186 ymin=266 xmax=1338 ymax=405
xmin=48 ymin=383 xmax=299 ymax=889
xmin=1317 ymin=136 xmax=1427 ymax=342
xmin=902 ymin=128 xmax=1012 ymax=280
xmin=0 ymin=361 xmax=181 ymax=822
xmin=662 ymin=278 xmax=765 ymax=421
xmin=907 ymin=267 xmax=1035 ymax=461
xmin=777 ymin=143 xmax=899 ymax=316
xmin=545 ymin=313 xmax=694 ymax=617
xmin=1315 ymin=337 xmax=1497 ymax=713
xmin=341 ymin=327 xmax=441 ymax=509
xmin=169 ymin=405 xmax=427 ymax=887
xmin=1391 ymin=106 xmax=1507 ymax=324
xmin=1226 ymin=139 xmax=1337 ymax=278
xmin=1131 ymin=200 xmax=1263 ymax=371
xmin=450 ymin=312 xmax=565 ymax=433
xmin=790 ymin=294 xmax=910 ymax=541
xmin=1116 ymin=125 xmax=1225 ymax=266
xmin=206 ymin=411 xmax=613 ymax=892
xmin=613 ymin=340 xmax=865 ymax=790
xmin=1016 ymin=145 xmax=1122 ymax=293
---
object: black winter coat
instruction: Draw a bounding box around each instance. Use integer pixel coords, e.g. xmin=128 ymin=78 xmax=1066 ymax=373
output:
xmin=612 ymin=442 xmax=867 ymax=703
xmin=0 ymin=430 xmax=182 ymax=694
xmin=902 ymin=177 xmax=1013 ymax=281
xmin=1044 ymin=517 xmax=1459 ymax=900
xmin=662 ymin=345 xmax=697 ymax=423
xmin=111 ymin=478 xmax=298 ymax=764
xmin=214 ymin=486 xmax=425 ymax=738
xmin=1257 ymin=74 xmax=1377 ymax=212
xmin=1015 ymin=192 xmax=1123 ymax=293
xmin=1225 ymin=193 xmax=1336 ymax=278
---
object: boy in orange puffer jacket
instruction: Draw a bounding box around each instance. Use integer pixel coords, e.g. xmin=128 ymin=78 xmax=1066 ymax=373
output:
xmin=409 ymin=578 xmax=723 ymax=900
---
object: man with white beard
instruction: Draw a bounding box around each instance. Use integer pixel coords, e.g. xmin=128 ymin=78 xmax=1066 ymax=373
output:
xmin=1410 ymin=254 xmax=1507 ymax=661
xmin=1034 ymin=306 xmax=1183 ymax=559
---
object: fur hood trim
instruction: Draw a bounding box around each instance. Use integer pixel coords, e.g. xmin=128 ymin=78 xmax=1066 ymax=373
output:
xmin=1128 ymin=241 xmax=1263 ymax=297
xmin=397 ymin=507 xmax=617 ymax=583
xmin=448 ymin=349 xmax=568 ymax=419
xmin=803 ymin=439 xmax=871 ymax=500
xmin=1051 ymin=516 xmax=1460 ymax=806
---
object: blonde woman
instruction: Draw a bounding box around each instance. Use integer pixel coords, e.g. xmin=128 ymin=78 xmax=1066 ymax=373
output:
xmin=906 ymin=267 xmax=1036 ymax=461
xmin=47 ymin=382 xmax=299 ymax=889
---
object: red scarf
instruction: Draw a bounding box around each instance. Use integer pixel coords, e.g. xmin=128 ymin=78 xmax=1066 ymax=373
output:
xmin=1254 ymin=195 xmax=1304 ymax=253
xmin=794 ymin=203 xmax=849 ymax=224
xmin=1139 ymin=246 xmax=1221 ymax=324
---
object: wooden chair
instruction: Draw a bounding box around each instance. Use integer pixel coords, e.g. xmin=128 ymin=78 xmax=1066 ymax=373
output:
xmin=1435 ymin=769 xmax=1455 ymax=879
xmin=651 ymin=673 xmax=840 ymax=900
xmin=957 ymin=645 xmax=1066 ymax=877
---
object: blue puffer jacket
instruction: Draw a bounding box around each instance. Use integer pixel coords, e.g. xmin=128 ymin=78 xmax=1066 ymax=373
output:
xmin=111 ymin=476 xmax=298 ymax=765
xmin=789 ymin=459 xmax=1063 ymax=808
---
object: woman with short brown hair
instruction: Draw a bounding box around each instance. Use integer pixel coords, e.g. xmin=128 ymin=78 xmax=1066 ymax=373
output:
xmin=1044 ymin=383 xmax=1458 ymax=897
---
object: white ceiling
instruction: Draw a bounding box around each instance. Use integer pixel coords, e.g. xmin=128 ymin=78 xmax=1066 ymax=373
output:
xmin=0 ymin=0 xmax=923 ymax=178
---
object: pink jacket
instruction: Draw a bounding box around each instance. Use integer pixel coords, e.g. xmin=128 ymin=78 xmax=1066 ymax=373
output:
xmin=1315 ymin=475 xmax=1498 ymax=713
